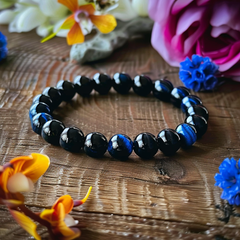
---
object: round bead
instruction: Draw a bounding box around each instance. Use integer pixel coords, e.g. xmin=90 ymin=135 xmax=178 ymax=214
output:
xmin=60 ymin=127 xmax=84 ymax=152
xmin=157 ymin=129 xmax=181 ymax=155
xmin=42 ymin=87 xmax=62 ymax=109
xmin=133 ymin=75 xmax=153 ymax=96
xmin=133 ymin=133 xmax=158 ymax=159
xmin=108 ymin=134 xmax=133 ymax=160
xmin=41 ymin=120 xmax=65 ymax=145
xmin=153 ymin=79 xmax=173 ymax=101
xmin=74 ymin=75 xmax=94 ymax=97
xmin=93 ymin=73 xmax=112 ymax=95
xmin=113 ymin=72 xmax=133 ymax=94
xmin=84 ymin=132 xmax=108 ymax=158
xmin=170 ymin=86 xmax=190 ymax=108
xmin=56 ymin=80 xmax=76 ymax=101
xmin=186 ymin=105 xmax=209 ymax=121
xmin=185 ymin=115 xmax=208 ymax=139
xmin=176 ymin=123 xmax=197 ymax=148
xmin=29 ymin=102 xmax=51 ymax=121
xmin=181 ymin=95 xmax=202 ymax=113
xmin=32 ymin=94 xmax=53 ymax=110
xmin=31 ymin=113 xmax=53 ymax=135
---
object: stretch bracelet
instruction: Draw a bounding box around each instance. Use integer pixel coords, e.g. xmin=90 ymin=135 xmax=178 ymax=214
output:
xmin=29 ymin=73 xmax=209 ymax=160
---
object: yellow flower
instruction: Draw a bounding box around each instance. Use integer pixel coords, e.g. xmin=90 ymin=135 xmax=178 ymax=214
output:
xmin=40 ymin=187 xmax=92 ymax=240
xmin=42 ymin=0 xmax=117 ymax=45
xmin=0 ymin=153 xmax=50 ymax=193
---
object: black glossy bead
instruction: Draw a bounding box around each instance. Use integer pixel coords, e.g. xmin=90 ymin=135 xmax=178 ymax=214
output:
xmin=29 ymin=102 xmax=51 ymax=121
xmin=181 ymin=95 xmax=202 ymax=113
xmin=133 ymin=132 xmax=158 ymax=159
xmin=41 ymin=120 xmax=65 ymax=145
xmin=153 ymin=79 xmax=173 ymax=101
xmin=170 ymin=86 xmax=190 ymax=108
xmin=31 ymin=113 xmax=53 ymax=135
xmin=93 ymin=73 xmax=112 ymax=95
xmin=186 ymin=104 xmax=209 ymax=121
xmin=74 ymin=75 xmax=94 ymax=97
xmin=108 ymin=134 xmax=133 ymax=160
xmin=112 ymin=72 xmax=133 ymax=94
xmin=84 ymin=132 xmax=108 ymax=158
xmin=56 ymin=80 xmax=76 ymax=101
xmin=157 ymin=129 xmax=181 ymax=155
xmin=42 ymin=87 xmax=62 ymax=109
xmin=185 ymin=115 xmax=208 ymax=139
xmin=176 ymin=123 xmax=197 ymax=148
xmin=133 ymin=75 xmax=153 ymax=96
xmin=32 ymin=94 xmax=53 ymax=110
xmin=60 ymin=127 xmax=84 ymax=152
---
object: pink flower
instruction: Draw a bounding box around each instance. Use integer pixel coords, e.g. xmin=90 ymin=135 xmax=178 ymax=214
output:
xmin=149 ymin=0 xmax=240 ymax=81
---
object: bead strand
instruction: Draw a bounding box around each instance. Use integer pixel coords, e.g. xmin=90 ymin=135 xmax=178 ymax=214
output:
xmin=29 ymin=73 xmax=209 ymax=160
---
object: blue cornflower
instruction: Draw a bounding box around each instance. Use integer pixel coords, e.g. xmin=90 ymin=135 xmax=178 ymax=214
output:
xmin=179 ymin=54 xmax=219 ymax=92
xmin=0 ymin=32 xmax=8 ymax=62
xmin=228 ymin=193 xmax=240 ymax=206
xmin=215 ymin=158 xmax=240 ymax=205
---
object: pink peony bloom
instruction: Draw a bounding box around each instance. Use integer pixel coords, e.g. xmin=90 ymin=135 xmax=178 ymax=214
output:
xmin=149 ymin=0 xmax=240 ymax=81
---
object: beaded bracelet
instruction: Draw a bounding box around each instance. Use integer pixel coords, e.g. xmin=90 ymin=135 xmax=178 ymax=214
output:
xmin=29 ymin=73 xmax=209 ymax=160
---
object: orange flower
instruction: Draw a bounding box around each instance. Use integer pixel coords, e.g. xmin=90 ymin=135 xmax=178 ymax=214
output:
xmin=40 ymin=187 xmax=92 ymax=240
xmin=42 ymin=0 xmax=117 ymax=45
xmin=0 ymin=153 xmax=50 ymax=193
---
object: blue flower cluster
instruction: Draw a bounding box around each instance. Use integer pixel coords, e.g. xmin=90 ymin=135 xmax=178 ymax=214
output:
xmin=0 ymin=32 xmax=8 ymax=62
xmin=179 ymin=55 xmax=219 ymax=92
xmin=215 ymin=158 xmax=240 ymax=206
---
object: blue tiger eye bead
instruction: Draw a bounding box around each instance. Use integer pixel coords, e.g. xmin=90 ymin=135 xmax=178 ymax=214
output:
xmin=93 ymin=73 xmax=112 ymax=95
xmin=84 ymin=132 xmax=108 ymax=158
xmin=74 ymin=75 xmax=94 ymax=97
xmin=113 ymin=72 xmax=133 ymax=94
xmin=176 ymin=123 xmax=197 ymax=148
xmin=56 ymin=80 xmax=76 ymax=101
xmin=181 ymin=95 xmax=202 ymax=113
xmin=157 ymin=129 xmax=181 ymax=155
xmin=41 ymin=120 xmax=65 ymax=145
xmin=29 ymin=102 xmax=51 ymax=121
xmin=32 ymin=94 xmax=53 ymax=110
xmin=153 ymin=79 xmax=173 ymax=101
xmin=108 ymin=134 xmax=133 ymax=160
xmin=42 ymin=87 xmax=62 ymax=109
xmin=186 ymin=105 xmax=209 ymax=121
xmin=31 ymin=113 xmax=53 ymax=135
xmin=133 ymin=75 xmax=153 ymax=96
xmin=170 ymin=86 xmax=190 ymax=108
xmin=133 ymin=133 xmax=158 ymax=159
xmin=185 ymin=115 xmax=208 ymax=139
xmin=60 ymin=127 xmax=84 ymax=152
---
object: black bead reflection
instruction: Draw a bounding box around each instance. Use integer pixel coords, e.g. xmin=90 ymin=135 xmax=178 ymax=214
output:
xmin=157 ymin=129 xmax=181 ymax=155
xmin=186 ymin=105 xmax=209 ymax=121
xmin=31 ymin=113 xmax=53 ymax=135
xmin=93 ymin=73 xmax=112 ymax=95
xmin=84 ymin=132 xmax=108 ymax=158
xmin=170 ymin=86 xmax=190 ymax=108
xmin=74 ymin=75 xmax=94 ymax=97
xmin=32 ymin=94 xmax=53 ymax=110
xmin=133 ymin=132 xmax=158 ymax=159
xmin=181 ymin=95 xmax=202 ymax=113
xmin=185 ymin=115 xmax=208 ymax=139
xmin=29 ymin=102 xmax=51 ymax=121
xmin=56 ymin=80 xmax=76 ymax=101
xmin=60 ymin=127 xmax=84 ymax=152
xmin=153 ymin=79 xmax=173 ymax=101
xmin=113 ymin=73 xmax=133 ymax=94
xmin=42 ymin=87 xmax=62 ymax=109
xmin=133 ymin=75 xmax=153 ymax=96
xmin=41 ymin=120 xmax=65 ymax=145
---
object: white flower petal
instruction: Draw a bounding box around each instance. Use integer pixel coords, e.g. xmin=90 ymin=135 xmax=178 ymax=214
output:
xmin=0 ymin=0 xmax=16 ymax=10
xmin=132 ymin=0 xmax=149 ymax=17
xmin=36 ymin=21 xmax=53 ymax=37
xmin=64 ymin=214 xmax=77 ymax=227
xmin=54 ymin=18 xmax=69 ymax=37
xmin=0 ymin=9 xmax=16 ymax=24
xmin=39 ymin=0 xmax=68 ymax=17
xmin=109 ymin=0 xmax=137 ymax=21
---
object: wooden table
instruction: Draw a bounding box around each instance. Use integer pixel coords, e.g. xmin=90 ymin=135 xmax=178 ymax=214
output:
xmin=0 ymin=26 xmax=240 ymax=240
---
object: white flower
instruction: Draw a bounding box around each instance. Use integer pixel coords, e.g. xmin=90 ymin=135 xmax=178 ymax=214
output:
xmin=132 ymin=0 xmax=149 ymax=17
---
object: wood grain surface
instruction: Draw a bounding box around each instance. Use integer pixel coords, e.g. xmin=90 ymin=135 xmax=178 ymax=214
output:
xmin=1 ymin=26 xmax=240 ymax=240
